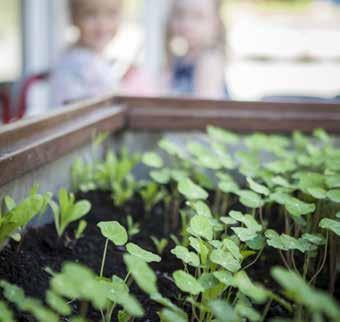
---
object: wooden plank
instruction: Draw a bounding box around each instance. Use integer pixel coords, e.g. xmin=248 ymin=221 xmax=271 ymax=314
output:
xmin=0 ymin=96 xmax=125 ymax=186
xmin=0 ymin=95 xmax=116 ymax=153
xmin=115 ymin=96 xmax=340 ymax=133
xmin=1 ymin=94 xmax=340 ymax=188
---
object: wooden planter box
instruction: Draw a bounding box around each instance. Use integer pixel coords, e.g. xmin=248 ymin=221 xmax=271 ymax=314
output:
xmin=0 ymin=95 xmax=340 ymax=321
xmin=1 ymin=95 xmax=340 ymax=197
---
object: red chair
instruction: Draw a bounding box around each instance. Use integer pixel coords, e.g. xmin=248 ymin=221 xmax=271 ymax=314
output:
xmin=0 ymin=91 xmax=10 ymax=124
xmin=13 ymin=72 xmax=50 ymax=120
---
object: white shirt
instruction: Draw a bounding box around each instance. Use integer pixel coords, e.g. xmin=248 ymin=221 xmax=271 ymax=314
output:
xmin=50 ymin=47 xmax=117 ymax=107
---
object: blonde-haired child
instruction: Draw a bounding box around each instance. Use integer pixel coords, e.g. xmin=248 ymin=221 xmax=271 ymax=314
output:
xmin=165 ymin=0 xmax=229 ymax=99
xmin=50 ymin=0 xmax=153 ymax=107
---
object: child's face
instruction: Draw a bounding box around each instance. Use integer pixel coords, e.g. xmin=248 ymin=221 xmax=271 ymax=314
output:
xmin=73 ymin=0 xmax=122 ymax=53
xmin=170 ymin=0 xmax=219 ymax=53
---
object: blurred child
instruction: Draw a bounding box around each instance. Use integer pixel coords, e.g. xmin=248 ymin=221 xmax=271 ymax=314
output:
xmin=165 ymin=0 xmax=230 ymax=99
xmin=50 ymin=0 xmax=154 ymax=107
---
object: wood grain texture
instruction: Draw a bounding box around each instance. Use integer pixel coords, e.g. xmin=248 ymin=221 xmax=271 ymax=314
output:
xmin=1 ymin=94 xmax=340 ymax=187
xmin=0 ymin=95 xmax=125 ymax=186
xmin=115 ymin=96 xmax=340 ymax=133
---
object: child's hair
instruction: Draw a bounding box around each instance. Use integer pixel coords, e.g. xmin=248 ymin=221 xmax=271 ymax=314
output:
xmin=69 ymin=0 xmax=82 ymax=22
xmin=165 ymin=0 xmax=227 ymax=61
xmin=69 ymin=0 xmax=122 ymax=22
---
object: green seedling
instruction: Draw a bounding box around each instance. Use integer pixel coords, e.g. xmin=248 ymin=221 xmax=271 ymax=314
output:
xmin=97 ymin=221 xmax=128 ymax=277
xmin=140 ymin=181 xmax=166 ymax=214
xmin=74 ymin=220 xmax=87 ymax=240
xmin=71 ymin=158 xmax=96 ymax=192
xmin=0 ymin=300 xmax=14 ymax=322
xmin=50 ymin=188 xmax=91 ymax=238
xmin=51 ymin=262 xmax=143 ymax=322
xmin=151 ymin=236 xmax=169 ymax=255
xmin=0 ymin=188 xmax=50 ymax=247
xmin=272 ymin=267 xmax=340 ymax=322
xmin=126 ymin=215 xmax=140 ymax=237
xmin=0 ymin=280 xmax=59 ymax=322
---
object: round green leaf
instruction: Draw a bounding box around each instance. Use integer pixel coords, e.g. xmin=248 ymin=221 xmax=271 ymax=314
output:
xmin=218 ymin=181 xmax=239 ymax=194
xmin=207 ymin=126 xmax=239 ymax=144
xmin=223 ymin=239 xmax=242 ymax=261
xmin=150 ymin=169 xmax=171 ymax=184
xmin=209 ymin=300 xmax=237 ymax=322
xmin=319 ymin=218 xmax=340 ymax=236
xmin=231 ymin=227 xmax=258 ymax=242
xmin=327 ymin=190 xmax=340 ymax=203
xmin=142 ymin=152 xmax=163 ymax=168
xmin=97 ymin=221 xmax=128 ymax=246
xmin=188 ymin=200 xmax=212 ymax=217
xmin=285 ymin=198 xmax=315 ymax=217
xmin=171 ymin=246 xmax=200 ymax=267
xmin=237 ymin=190 xmax=264 ymax=209
xmin=173 ymin=270 xmax=203 ymax=295
xmin=307 ymin=187 xmax=327 ymax=200
xmin=124 ymin=254 xmax=158 ymax=295
xmin=46 ymin=291 xmax=71 ymax=316
xmin=247 ymin=178 xmax=270 ymax=196
xmin=190 ymin=215 xmax=213 ymax=241
xmin=213 ymin=271 xmax=235 ymax=287
xmin=234 ymin=271 xmax=268 ymax=304
xmin=126 ymin=243 xmax=161 ymax=263
xmin=210 ymin=249 xmax=241 ymax=273
xmin=178 ymin=178 xmax=208 ymax=200
xmin=325 ymin=175 xmax=340 ymax=189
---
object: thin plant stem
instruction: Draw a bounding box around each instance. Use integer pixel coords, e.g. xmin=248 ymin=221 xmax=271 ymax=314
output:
xmin=106 ymin=303 xmax=116 ymax=322
xmin=279 ymin=250 xmax=291 ymax=270
xmin=100 ymin=309 xmax=105 ymax=322
xmin=284 ymin=213 xmax=290 ymax=236
xmin=309 ymin=233 xmax=328 ymax=285
xmin=328 ymin=234 xmax=336 ymax=294
xmin=270 ymin=293 xmax=292 ymax=312
xmin=124 ymin=271 xmax=131 ymax=283
xmin=220 ymin=195 xmax=229 ymax=217
xmin=243 ymin=247 xmax=264 ymax=271
xmin=259 ymin=207 xmax=265 ymax=226
xmin=80 ymin=301 xmax=89 ymax=318
xmin=213 ymin=189 xmax=222 ymax=215
xmin=291 ymin=251 xmax=299 ymax=273
xmin=100 ymin=238 xmax=109 ymax=278
xmin=260 ymin=299 xmax=273 ymax=322
xmin=303 ymin=253 xmax=310 ymax=280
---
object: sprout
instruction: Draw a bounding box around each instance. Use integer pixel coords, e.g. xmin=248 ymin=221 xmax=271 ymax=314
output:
xmin=50 ymin=188 xmax=91 ymax=238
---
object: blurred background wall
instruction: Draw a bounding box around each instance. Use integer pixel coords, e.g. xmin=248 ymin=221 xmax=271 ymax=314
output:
xmin=0 ymin=0 xmax=340 ymax=117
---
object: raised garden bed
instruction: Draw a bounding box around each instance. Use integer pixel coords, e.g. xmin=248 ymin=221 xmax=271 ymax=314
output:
xmin=0 ymin=96 xmax=340 ymax=322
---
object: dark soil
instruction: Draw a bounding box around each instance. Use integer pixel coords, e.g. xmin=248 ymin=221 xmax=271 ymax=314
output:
xmin=0 ymin=191 xmax=338 ymax=322
xmin=0 ymin=191 xmax=182 ymax=322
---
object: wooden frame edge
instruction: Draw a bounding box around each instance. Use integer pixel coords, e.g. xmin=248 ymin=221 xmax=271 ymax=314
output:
xmin=0 ymin=98 xmax=125 ymax=186
xmin=116 ymin=96 xmax=340 ymax=133
xmin=1 ymin=94 xmax=339 ymax=187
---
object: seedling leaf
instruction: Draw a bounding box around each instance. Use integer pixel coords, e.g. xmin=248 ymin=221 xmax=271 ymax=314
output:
xmin=97 ymin=221 xmax=128 ymax=246
xmin=319 ymin=218 xmax=340 ymax=236
xmin=178 ymin=178 xmax=208 ymax=200
xmin=190 ymin=215 xmax=213 ymax=241
xmin=171 ymin=246 xmax=200 ymax=267
xmin=124 ymin=254 xmax=158 ymax=295
xmin=327 ymin=189 xmax=340 ymax=203
xmin=236 ymin=190 xmax=264 ymax=209
xmin=210 ymin=249 xmax=241 ymax=273
xmin=173 ymin=270 xmax=203 ymax=295
xmin=247 ymin=178 xmax=270 ymax=196
xmin=126 ymin=242 xmax=161 ymax=263
xmin=142 ymin=152 xmax=163 ymax=168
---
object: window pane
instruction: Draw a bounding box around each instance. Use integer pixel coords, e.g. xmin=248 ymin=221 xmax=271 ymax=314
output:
xmin=0 ymin=0 xmax=22 ymax=82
